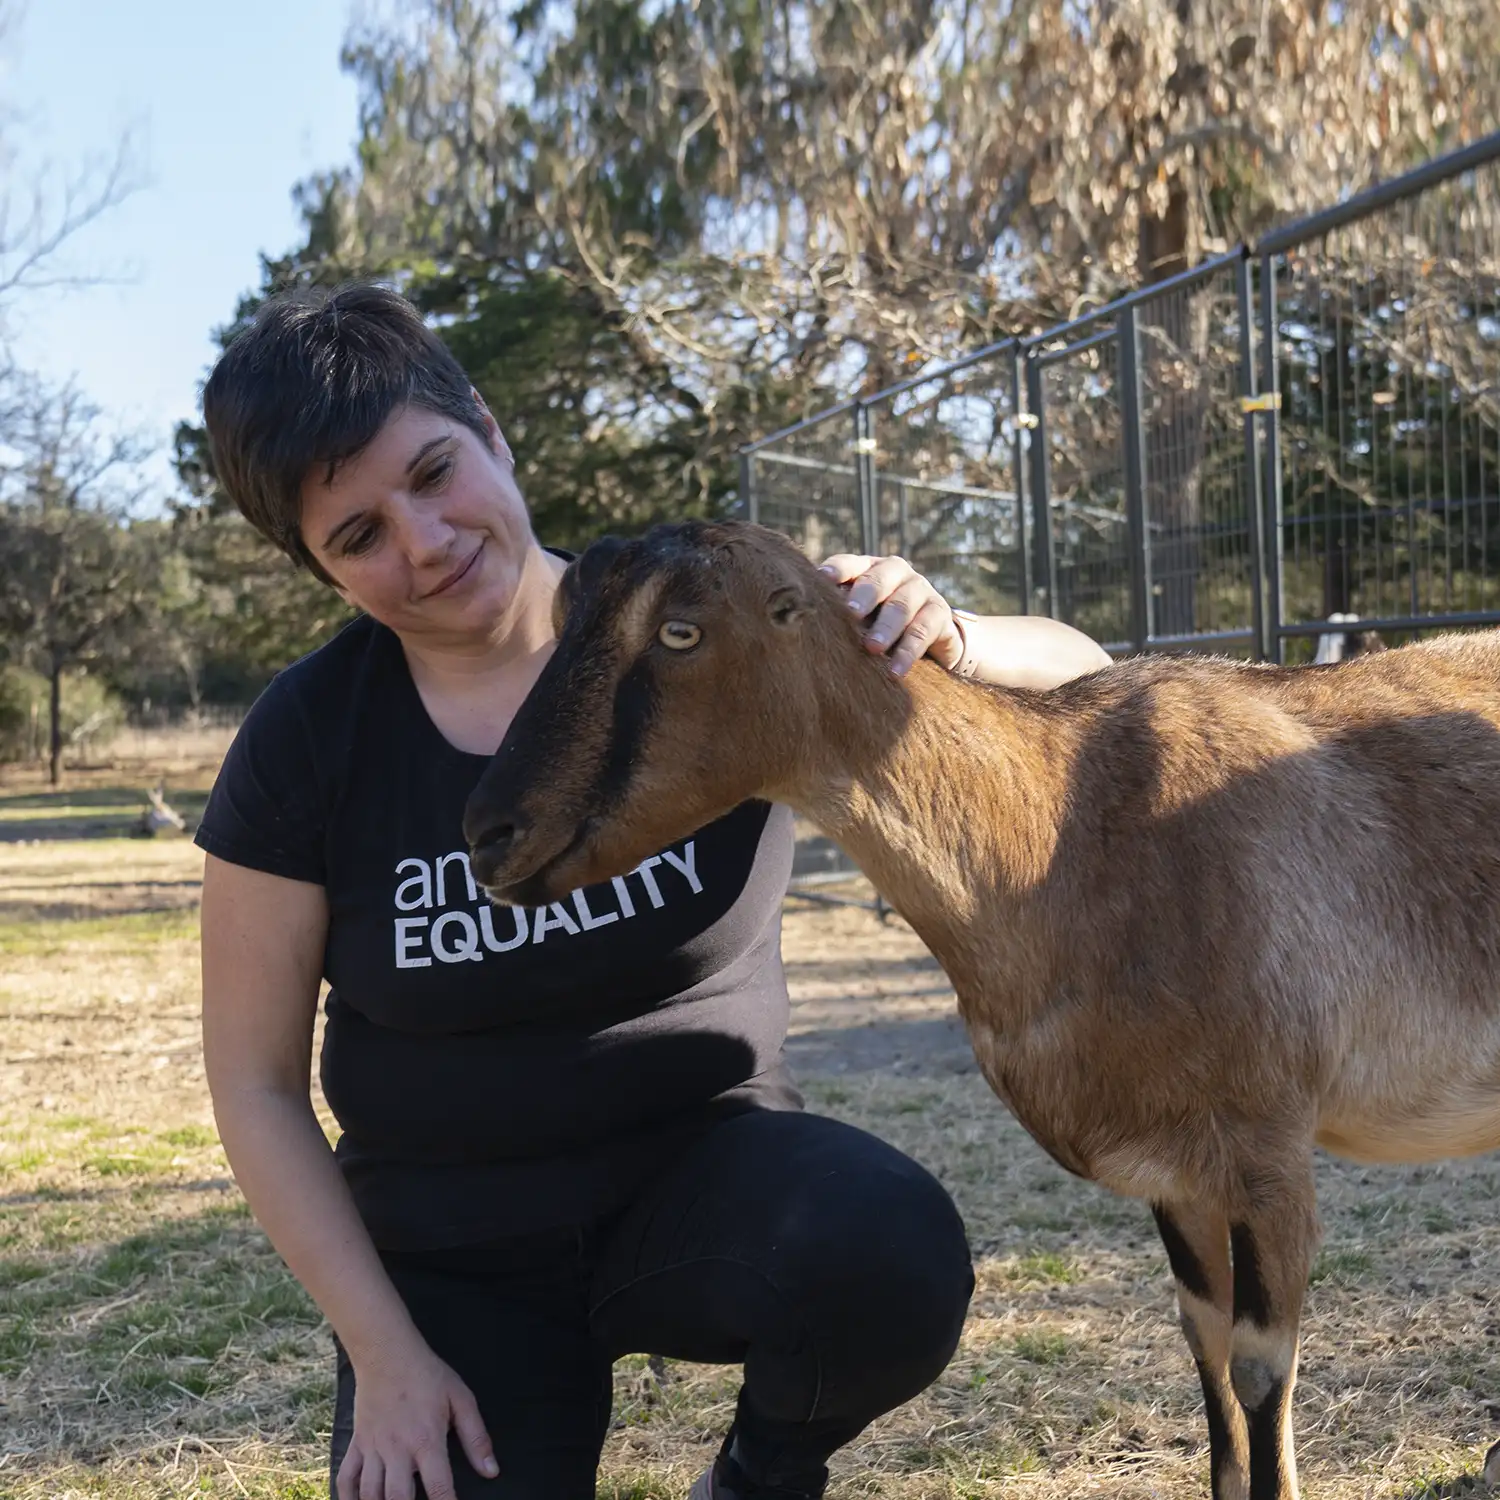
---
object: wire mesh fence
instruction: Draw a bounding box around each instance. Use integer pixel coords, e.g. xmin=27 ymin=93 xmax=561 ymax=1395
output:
xmin=1261 ymin=139 xmax=1500 ymax=659
xmin=1135 ymin=259 xmax=1261 ymax=652
xmin=863 ymin=344 xmax=1029 ymax=617
xmin=1034 ymin=320 xmax=1131 ymax=647
xmin=741 ymin=403 xmax=864 ymax=563
xmin=744 ymin=130 xmax=1500 ymax=664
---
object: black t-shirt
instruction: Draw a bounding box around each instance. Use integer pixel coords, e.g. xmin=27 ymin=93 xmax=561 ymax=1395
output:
xmin=195 ymin=613 xmax=801 ymax=1250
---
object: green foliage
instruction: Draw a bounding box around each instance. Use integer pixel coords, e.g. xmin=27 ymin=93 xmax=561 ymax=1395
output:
xmin=0 ymin=380 xmax=166 ymax=775
xmin=424 ymin=270 xmax=727 ymax=547
xmin=0 ymin=666 xmax=124 ymax=764
xmin=1310 ymin=1247 xmax=1376 ymax=1285
xmin=1011 ymin=1329 xmax=1074 ymax=1365
xmin=172 ymin=0 xmax=824 ymax=557
xmin=165 ymin=504 xmax=354 ymax=700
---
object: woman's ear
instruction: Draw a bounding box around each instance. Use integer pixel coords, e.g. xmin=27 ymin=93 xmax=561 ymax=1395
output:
xmin=473 ymin=389 xmax=514 ymax=466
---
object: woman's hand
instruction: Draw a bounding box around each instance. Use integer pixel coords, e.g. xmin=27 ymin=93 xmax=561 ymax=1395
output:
xmin=818 ymin=553 xmax=964 ymax=678
xmin=338 ymin=1342 xmax=498 ymax=1500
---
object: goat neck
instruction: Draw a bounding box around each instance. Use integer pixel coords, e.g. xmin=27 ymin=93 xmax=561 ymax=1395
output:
xmin=786 ymin=649 xmax=1077 ymax=1002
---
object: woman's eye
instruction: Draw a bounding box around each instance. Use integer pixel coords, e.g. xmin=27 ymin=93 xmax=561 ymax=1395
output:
xmin=419 ymin=457 xmax=453 ymax=491
xmin=343 ymin=523 xmax=380 ymax=557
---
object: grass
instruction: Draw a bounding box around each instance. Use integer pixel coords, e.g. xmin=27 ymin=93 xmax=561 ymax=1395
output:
xmin=1310 ymin=1247 xmax=1377 ymax=1286
xmin=4 ymin=739 xmax=1500 ymax=1496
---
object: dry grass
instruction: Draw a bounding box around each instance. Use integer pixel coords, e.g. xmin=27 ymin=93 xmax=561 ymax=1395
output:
xmin=2 ymin=732 xmax=1500 ymax=1497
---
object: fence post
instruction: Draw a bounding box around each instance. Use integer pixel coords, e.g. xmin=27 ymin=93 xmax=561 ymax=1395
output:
xmin=854 ymin=402 xmax=877 ymax=555
xmin=1258 ymin=253 xmax=1286 ymax=663
xmin=1024 ymin=351 xmax=1058 ymax=618
xmin=1118 ymin=305 xmax=1153 ymax=652
xmin=740 ymin=449 xmax=757 ymax=526
xmin=1234 ymin=254 xmax=1269 ymax=661
xmin=1010 ymin=344 xmax=1033 ymax=614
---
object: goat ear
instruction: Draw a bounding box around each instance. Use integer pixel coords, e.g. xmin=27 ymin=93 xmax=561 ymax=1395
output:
xmin=552 ymin=562 xmax=579 ymax=635
xmin=767 ymin=584 xmax=810 ymax=627
xmin=557 ymin=536 xmax=626 ymax=634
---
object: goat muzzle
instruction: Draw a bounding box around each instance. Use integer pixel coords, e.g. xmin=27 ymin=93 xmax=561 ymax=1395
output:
xmin=467 ymin=813 xmax=529 ymax=890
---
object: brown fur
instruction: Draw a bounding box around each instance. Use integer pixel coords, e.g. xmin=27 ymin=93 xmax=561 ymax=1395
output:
xmin=464 ymin=522 xmax=1500 ymax=1500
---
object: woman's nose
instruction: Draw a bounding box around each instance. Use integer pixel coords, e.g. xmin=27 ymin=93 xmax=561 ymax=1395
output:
xmin=396 ymin=498 xmax=457 ymax=562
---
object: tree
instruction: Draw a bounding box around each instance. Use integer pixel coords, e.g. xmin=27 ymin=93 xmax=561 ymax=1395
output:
xmin=194 ymin=0 xmax=1500 ymax=625
xmin=179 ymin=0 xmax=815 ymax=549
xmin=164 ymin=419 xmax=353 ymax=698
xmin=0 ymin=380 xmax=162 ymax=781
xmin=322 ymin=0 xmax=1498 ymax=358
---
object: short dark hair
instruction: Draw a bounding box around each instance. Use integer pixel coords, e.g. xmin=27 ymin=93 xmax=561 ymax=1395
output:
xmin=201 ymin=282 xmax=489 ymax=584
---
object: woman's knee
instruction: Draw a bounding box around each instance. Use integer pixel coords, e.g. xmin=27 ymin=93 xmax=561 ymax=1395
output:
xmin=767 ymin=1123 xmax=975 ymax=1356
xmin=846 ymin=1160 xmax=973 ymax=1351
xmin=765 ymin=1144 xmax=973 ymax=1419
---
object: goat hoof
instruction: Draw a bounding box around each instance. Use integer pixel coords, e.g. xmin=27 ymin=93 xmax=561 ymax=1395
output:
xmin=1484 ymin=1438 xmax=1500 ymax=1489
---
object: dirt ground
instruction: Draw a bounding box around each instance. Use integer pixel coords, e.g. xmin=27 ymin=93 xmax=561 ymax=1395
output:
xmin=3 ymin=750 xmax=1500 ymax=1498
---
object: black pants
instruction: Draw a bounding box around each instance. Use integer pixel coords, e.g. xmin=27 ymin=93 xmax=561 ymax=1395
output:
xmin=330 ymin=1110 xmax=974 ymax=1498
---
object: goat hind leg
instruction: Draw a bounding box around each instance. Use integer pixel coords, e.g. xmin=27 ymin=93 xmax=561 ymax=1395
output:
xmin=1154 ymin=1202 xmax=1250 ymax=1500
xmin=1227 ymin=1163 xmax=1319 ymax=1500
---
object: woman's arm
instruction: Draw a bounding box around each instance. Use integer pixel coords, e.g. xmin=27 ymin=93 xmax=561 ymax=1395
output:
xmin=201 ymin=854 xmax=497 ymax=1500
xmin=817 ymin=553 xmax=1112 ymax=687
xmin=949 ymin=610 xmax=1114 ymax=690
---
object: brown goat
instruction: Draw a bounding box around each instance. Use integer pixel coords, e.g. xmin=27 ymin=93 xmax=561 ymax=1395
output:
xmin=463 ymin=520 xmax=1500 ymax=1500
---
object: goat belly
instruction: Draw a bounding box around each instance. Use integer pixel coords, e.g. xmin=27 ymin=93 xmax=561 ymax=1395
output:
xmin=958 ymin=1003 xmax=1212 ymax=1198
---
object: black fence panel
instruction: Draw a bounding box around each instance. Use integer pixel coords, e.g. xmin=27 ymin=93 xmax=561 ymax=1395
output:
xmin=1262 ymin=144 xmax=1500 ymax=658
xmin=1134 ymin=258 xmax=1261 ymax=653
xmin=861 ymin=343 xmax=1029 ymax=618
xmin=743 ymin=404 xmax=865 ymax=561
xmin=1036 ymin=325 xmax=1131 ymax=648
xmin=742 ymin=132 xmax=1500 ymax=661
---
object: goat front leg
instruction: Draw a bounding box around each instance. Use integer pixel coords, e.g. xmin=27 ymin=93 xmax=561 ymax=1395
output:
xmin=1154 ymin=1201 xmax=1250 ymax=1500
xmin=1227 ymin=1159 xmax=1320 ymax=1500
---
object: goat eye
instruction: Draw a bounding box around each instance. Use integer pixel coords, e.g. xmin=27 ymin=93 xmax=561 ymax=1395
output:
xmin=657 ymin=620 xmax=701 ymax=650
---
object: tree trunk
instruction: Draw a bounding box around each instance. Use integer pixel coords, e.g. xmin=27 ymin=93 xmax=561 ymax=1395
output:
xmin=49 ymin=658 xmax=62 ymax=786
xmin=1139 ymin=184 xmax=1191 ymax=284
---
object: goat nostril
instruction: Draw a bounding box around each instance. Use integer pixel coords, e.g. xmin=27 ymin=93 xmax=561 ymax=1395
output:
xmin=463 ymin=803 xmax=531 ymax=877
xmin=474 ymin=822 xmax=516 ymax=859
xmin=467 ymin=823 xmax=520 ymax=886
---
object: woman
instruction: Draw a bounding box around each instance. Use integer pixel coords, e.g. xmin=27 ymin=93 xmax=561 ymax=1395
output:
xmin=196 ymin=283 xmax=1111 ymax=1500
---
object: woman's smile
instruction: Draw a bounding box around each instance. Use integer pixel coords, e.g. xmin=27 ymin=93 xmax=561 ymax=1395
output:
xmin=420 ymin=538 xmax=486 ymax=601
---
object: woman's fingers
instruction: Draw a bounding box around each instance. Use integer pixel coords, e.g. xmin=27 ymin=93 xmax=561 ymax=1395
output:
xmin=849 ymin=569 xmax=962 ymax=674
xmin=384 ymin=1459 xmax=418 ymax=1500
xmin=831 ymin=556 xmax=919 ymax=620
xmin=449 ymin=1380 xmax=500 ymax=1481
xmin=817 ymin=552 xmax=965 ymax=674
xmin=413 ymin=1445 xmax=459 ymax=1500
xmin=336 ymin=1442 xmax=364 ymax=1500
xmin=884 ymin=598 xmax=964 ymax=677
xmin=357 ymin=1449 xmax=385 ymax=1500
xmin=816 ymin=552 xmax=877 ymax=588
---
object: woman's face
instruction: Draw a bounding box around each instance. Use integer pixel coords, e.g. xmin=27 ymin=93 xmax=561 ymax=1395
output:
xmin=299 ymin=401 xmax=542 ymax=645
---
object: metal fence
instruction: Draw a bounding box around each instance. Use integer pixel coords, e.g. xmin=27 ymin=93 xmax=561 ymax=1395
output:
xmin=742 ymin=132 xmax=1500 ymax=664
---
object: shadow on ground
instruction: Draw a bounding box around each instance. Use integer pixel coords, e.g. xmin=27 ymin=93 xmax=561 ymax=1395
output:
xmin=787 ymin=1014 xmax=977 ymax=1076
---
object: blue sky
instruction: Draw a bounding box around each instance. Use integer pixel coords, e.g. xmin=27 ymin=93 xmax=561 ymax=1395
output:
xmin=4 ymin=0 xmax=360 ymax=491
